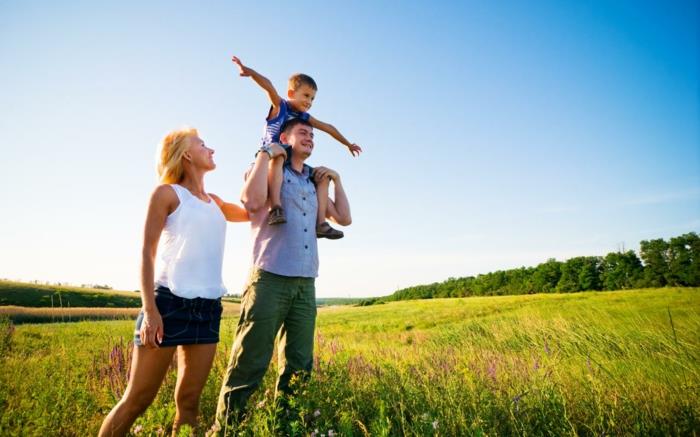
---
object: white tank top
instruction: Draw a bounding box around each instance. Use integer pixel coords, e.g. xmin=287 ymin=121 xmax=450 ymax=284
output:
xmin=155 ymin=184 xmax=227 ymax=299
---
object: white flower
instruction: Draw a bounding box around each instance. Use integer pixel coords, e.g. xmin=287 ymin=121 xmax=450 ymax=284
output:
xmin=133 ymin=425 xmax=143 ymax=434
xmin=432 ymin=420 xmax=439 ymax=429
xmin=314 ymin=409 xmax=321 ymax=417
xmin=328 ymin=430 xmax=336 ymax=437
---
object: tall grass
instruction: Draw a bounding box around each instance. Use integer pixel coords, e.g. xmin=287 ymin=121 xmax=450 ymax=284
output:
xmin=0 ymin=288 xmax=698 ymax=436
xmin=0 ymin=303 xmax=240 ymax=324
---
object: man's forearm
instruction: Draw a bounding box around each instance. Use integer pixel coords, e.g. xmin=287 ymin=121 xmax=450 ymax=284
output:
xmin=332 ymin=179 xmax=352 ymax=225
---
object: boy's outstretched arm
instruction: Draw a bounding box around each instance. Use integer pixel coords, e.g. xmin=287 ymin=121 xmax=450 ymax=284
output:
xmin=232 ymin=56 xmax=282 ymax=108
xmin=308 ymin=115 xmax=363 ymax=157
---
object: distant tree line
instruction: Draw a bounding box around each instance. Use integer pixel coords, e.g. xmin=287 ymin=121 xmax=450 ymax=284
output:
xmin=359 ymin=232 xmax=700 ymax=305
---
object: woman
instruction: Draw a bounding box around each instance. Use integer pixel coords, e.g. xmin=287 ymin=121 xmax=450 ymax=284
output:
xmin=99 ymin=127 xmax=253 ymax=436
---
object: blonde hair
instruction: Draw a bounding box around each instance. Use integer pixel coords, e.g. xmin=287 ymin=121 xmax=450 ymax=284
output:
xmin=288 ymin=73 xmax=317 ymax=91
xmin=156 ymin=126 xmax=198 ymax=184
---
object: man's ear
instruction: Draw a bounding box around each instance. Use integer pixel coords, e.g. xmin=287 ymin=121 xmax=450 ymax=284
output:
xmin=279 ymin=132 xmax=288 ymax=144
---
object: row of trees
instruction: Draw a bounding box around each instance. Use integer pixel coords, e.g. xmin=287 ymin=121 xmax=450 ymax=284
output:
xmin=361 ymin=232 xmax=700 ymax=305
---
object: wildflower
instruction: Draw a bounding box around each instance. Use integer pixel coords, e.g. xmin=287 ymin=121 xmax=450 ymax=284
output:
xmin=328 ymin=430 xmax=336 ymax=437
xmin=311 ymin=430 xmax=318 ymax=437
xmin=314 ymin=409 xmax=321 ymax=418
xmin=133 ymin=425 xmax=143 ymax=434
xmin=432 ymin=420 xmax=438 ymax=429
xmin=256 ymin=399 xmax=265 ymax=408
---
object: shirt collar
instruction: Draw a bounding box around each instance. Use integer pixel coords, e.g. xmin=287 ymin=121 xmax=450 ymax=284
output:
xmin=284 ymin=162 xmax=312 ymax=179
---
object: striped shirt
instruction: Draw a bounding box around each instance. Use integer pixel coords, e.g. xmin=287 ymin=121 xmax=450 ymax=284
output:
xmin=261 ymin=99 xmax=310 ymax=146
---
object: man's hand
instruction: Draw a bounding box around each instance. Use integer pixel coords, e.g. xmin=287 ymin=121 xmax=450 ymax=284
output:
xmin=313 ymin=166 xmax=340 ymax=184
xmin=346 ymin=143 xmax=362 ymax=157
xmin=232 ymin=56 xmax=254 ymax=77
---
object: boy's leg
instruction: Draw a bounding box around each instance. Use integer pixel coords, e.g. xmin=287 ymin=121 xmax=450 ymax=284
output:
xmin=314 ymin=173 xmax=344 ymax=239
xmin=268 ymin=156 xmax=286 ymax=225
xmin=276 ymin=277 xmax=316 ymax=399
xmin=315 ymin=173 xmax=328 ymax=227
xmin=213 ymin=269 xmax=291 ymax=434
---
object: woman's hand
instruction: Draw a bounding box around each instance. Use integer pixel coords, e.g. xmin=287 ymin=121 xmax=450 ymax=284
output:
xmin=139 ymin=308 xmax=164 ymax=348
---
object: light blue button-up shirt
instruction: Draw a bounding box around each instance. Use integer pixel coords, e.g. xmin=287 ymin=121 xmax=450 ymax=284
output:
xmin=250 ymin=164 xmax=319 ymax=278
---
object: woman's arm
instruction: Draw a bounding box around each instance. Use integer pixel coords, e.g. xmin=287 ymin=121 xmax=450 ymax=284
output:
xmin=139 ymin=184 xmax=178 ymax=348
xmin=210 ymin=193 xmax=250 ymax=222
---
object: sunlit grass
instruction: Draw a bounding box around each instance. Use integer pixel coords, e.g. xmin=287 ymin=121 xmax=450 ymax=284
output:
xmin=0 ymin=288 xmax=697 ymax=436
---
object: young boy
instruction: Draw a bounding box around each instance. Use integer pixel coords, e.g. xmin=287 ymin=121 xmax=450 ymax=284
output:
xmin=232 ymin=56 xmax=361 ymax=239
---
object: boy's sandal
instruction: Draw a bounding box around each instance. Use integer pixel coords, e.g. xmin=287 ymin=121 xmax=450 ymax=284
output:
xmin=268 ymin=205 xmax=287 ymax=225
xmin=316 ymin=221 xmax=344 ymax=239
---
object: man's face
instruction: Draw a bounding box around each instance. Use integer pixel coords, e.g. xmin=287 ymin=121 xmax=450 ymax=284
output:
xmin=283 ymin=124 xmax=314 ymax=159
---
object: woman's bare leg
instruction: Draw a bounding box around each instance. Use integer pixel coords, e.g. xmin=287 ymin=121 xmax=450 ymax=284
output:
xmin=99 ymin=346 xmax=176 ymax=437
xmin=172 ymin=343 xmax=218 ymax=434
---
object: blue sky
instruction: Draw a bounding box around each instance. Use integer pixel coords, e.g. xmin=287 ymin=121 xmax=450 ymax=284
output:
xmin=1 ymin=0 xmax=698 ymax=297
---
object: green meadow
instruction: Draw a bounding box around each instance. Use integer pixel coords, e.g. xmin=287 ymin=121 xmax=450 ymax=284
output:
xmin=0 ymin=280 xmax=141 ymax=308
xmin=1 ymin=288 xmax=698 ymax=436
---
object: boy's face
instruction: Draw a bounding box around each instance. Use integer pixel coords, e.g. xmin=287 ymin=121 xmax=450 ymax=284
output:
xmin=287 ymin=84 xmax=316 ymax=112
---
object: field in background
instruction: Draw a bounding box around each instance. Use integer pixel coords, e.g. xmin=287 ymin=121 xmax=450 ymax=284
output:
xmin=0 ymin=288 xmax=698 ymax=436
xmin=0 ymin=280 xmax=141 ymax=307
xmin=0 ymin=302 xmax=240 ymax=324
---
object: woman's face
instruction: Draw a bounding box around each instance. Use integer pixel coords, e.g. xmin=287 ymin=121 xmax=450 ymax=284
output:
xmin=186 ymin=135 xmax=216 ymax=171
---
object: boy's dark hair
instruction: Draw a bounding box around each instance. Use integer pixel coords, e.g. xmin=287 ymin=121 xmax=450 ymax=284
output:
xmin=288 ymin=73 xmax=317 ymax=91
xmin=281 ymin=118 xmax=312 ymax=135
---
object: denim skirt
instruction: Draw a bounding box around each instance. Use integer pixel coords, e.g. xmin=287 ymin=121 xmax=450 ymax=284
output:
xmin=134 ymin=286 xmax=223 ymax=347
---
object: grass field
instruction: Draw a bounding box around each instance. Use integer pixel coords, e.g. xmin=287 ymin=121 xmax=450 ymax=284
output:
xmin=0 ymin=302 xmax=241 ymax=324
xmin=0 ymin=280 xmax=141 ymax=308
xmin=0 ymin=288 xmax=698 ymax=436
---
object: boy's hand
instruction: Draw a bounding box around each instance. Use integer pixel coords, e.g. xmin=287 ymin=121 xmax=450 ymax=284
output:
xmin=232 ymin=56 xmax=253 ymax=77
xmin=347 ymin=143 xmax=362 ymax=157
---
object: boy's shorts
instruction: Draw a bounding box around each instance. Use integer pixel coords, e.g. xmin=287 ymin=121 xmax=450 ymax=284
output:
xmin=255 ymin=144 xmax=316 ymax=185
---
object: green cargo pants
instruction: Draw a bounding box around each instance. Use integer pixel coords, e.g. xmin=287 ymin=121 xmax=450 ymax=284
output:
xmin=214 ymin=268 xmax=316 ymax=432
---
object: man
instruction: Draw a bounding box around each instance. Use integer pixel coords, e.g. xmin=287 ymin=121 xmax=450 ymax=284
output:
xmin=213 ymin=118 xmax=352 ymax=433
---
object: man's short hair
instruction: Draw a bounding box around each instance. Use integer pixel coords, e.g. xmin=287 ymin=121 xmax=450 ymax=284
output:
xmin=288 ymin=73 xmax=317 ymax=91
xmin=280 ymin=118 xmax=312 ymax=135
